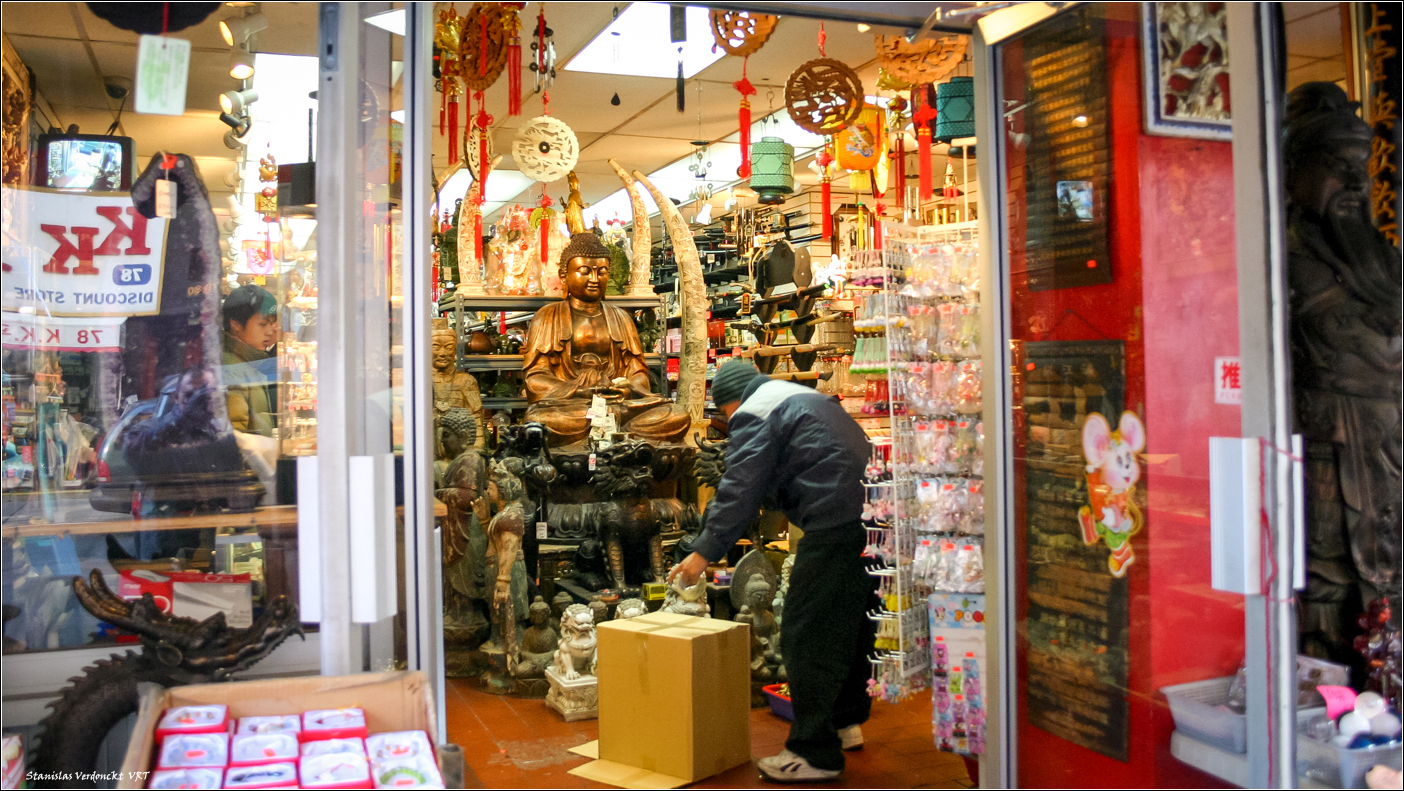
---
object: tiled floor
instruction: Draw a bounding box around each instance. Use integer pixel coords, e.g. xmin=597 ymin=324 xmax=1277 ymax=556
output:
xmin=446 ymin=678 xmax=974 ymax=789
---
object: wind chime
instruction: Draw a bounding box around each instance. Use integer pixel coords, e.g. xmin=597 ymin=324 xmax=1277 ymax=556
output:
xmin=786 ymin=23 xmax=864 ymax=243
xmin=709 ymin=10 xmax=777 ymax=179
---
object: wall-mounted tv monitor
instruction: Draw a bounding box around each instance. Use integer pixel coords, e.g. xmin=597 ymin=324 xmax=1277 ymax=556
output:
xmin=35 ymin=133 xmax=134 ymax=191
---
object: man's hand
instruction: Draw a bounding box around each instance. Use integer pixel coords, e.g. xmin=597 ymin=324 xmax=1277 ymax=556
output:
xmin=668 ymin=551 xmax=710 ymax=588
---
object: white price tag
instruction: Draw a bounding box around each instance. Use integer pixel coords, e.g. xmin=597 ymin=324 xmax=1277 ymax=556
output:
xmin=536 ymin=522 xmax=548 ymax=540
xmin=155 ymin=179 xmax=176 ymax=219
xmin=588 ymin=453 xmax=597 ymax=471
xmin=135 ymin=35 xmax=191 ymax=116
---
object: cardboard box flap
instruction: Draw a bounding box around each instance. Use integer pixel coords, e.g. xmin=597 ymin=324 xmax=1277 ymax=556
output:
xmin=598 ymin=612 xmax=746 ymax=637
xmin=568 ymin=758 xmax=690 ymax=789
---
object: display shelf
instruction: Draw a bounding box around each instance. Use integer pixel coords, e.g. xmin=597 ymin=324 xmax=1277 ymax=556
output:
xmin=439 ymin=294 xmax=662 ymax=314
xmin=481 ymin=397 xmax=529 ymax=410
xmin=459 ymin=353 xmax=665 ymax=372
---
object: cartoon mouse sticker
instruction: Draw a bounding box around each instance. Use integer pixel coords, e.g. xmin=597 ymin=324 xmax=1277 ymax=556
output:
xmin=1077 ymin=411 xmax=1146 ymax=577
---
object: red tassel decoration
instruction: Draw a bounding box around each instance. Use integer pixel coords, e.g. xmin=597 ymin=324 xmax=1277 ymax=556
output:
xmin=735 ymin=57 xmax=756 ymax=179
xmin=447 ymin=95 xmax=460 ymax=164
xmin=538 ymin=193 xmax=554 ymax=265
xmin=508 ymin=34 xmax=522 ymax=115
xmin=817 ymin=146 xmax=834 ymax=240
xmin=914 ymin=89 xmax=937 ymax=203
xmin=499 ymin=311 xmax=507 ymax=335
xmin=440 ymin=79 xmax=448 ymax=134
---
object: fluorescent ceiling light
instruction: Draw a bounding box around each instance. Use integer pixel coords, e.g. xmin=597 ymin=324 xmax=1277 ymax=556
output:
xmin=566 ymin=3 xmax=725 ymax=80
xmin=366 ymin=8 xmax=406 ymax=36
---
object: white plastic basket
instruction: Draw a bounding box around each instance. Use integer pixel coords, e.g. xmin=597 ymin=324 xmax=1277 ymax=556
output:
xmin=1161 ymin=676 xmax=1247 ymax=753
xmin=1297 ymin=708 xmax=1404 ymax=789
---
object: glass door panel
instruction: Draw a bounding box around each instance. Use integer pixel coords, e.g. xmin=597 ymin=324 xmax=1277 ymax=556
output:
xmin=994 ymin=3 xmax=1247 ymax=786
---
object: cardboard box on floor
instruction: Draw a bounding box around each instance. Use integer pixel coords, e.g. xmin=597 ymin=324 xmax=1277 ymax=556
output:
xmin=570 ymin=612 xmax=751 ymax=789
xmin=117 ymin=671 xmax=438 ymax=789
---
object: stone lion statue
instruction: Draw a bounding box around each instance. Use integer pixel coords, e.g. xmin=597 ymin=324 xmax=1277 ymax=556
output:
xmin=554 ymin=603 xmax=598 ymax=681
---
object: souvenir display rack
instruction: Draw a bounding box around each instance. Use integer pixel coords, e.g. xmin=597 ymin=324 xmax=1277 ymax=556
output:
xmin=862 ymin=220 xmax=985 ymax=718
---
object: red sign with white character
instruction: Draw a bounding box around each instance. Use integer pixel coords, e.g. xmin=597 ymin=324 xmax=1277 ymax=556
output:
xmin=2 ymin=186 xmax=169 ymax=317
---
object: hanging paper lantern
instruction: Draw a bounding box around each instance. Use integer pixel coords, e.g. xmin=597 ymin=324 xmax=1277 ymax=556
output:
xmin=935 ymin=76 xmax=975 ymax=143
xmin=749 ymin=136 xmax=794 ymax=205
xmin=835 ymin=104 xmax=885 ymax=172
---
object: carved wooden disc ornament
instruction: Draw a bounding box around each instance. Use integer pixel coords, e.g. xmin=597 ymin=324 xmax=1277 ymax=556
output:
xmin=458 ymin=2 xmax=510 ymax=92
xmin=512 ymin=115 xmax=579 ymax=183
xmin=785 ymin=58 xmax=864 ymax=135
xmin=465 ymin=124 xmax=493 ymax=179
xmin=709 ymin=10 xmax=778 ymax=57
xmin=875 ymin=34 xmax=967 ymax=86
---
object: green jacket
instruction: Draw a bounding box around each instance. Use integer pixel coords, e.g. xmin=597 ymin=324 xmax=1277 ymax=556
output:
xmin=223 ymin=332 xmax=276 ymax=436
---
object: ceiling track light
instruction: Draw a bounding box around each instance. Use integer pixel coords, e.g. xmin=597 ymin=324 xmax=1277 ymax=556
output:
xmin=220 ymin=111 xmax=252 ymax=137
xmin=220 ymin=88 xmax=259 ymax=115
xmin=220 ymin=11 xmax=269 ymax=46
xmin=229 ymin=42 xmax=255 ymax=80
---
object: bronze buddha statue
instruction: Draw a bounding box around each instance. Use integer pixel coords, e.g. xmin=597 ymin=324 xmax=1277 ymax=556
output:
xmin=521 ymin=195 xmax=689 ymax=448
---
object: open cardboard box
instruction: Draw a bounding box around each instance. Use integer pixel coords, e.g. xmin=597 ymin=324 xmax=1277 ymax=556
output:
xmin=118 ymin=671 xmax=439 ymax=789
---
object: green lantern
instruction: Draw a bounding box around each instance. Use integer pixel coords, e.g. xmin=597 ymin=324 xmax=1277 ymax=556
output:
xmin=749 ymin=136 xmax=795 ymax=205
xmin=935 ymin=76 xmax=975 ymax=143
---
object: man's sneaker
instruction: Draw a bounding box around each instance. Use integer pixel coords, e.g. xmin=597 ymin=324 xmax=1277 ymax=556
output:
xmin=756 ymin=750 xmax=842 ymax=783
xmin=839 ymin=725 xmax=864 ymax=751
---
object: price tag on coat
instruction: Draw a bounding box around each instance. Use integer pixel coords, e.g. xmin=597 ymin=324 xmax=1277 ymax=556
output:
xmin=135 ymin=35 xmax=191 ymax=116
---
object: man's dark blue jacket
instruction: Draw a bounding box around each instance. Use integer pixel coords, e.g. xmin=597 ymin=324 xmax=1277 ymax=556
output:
xmin=693 ymin=377 xmax=871 ymax=562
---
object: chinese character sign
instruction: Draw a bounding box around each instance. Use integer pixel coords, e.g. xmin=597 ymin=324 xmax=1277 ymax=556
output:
xmin=1215 ymin=356 xmax=1242 ymax=405
xmin=1 ymin=187 xmax=169 ymax=317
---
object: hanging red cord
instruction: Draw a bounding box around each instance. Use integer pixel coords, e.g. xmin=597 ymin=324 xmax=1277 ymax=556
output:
xmin=914 ymin=89 xmax=937 ymax=202
xmin=734 ymin=57 xmax=756 ymax=179
xmin=818 ymin=22 xmax=826 ymax=57
xmin=537 ymin=192 xmax=554 ymax=265
xmin=162 ymin=2 xmax=169 ymax=34
xmin=507 ymin=19 xmax=522 ymax=116
xmin=817 ymin=145 xmax=834 ymax=239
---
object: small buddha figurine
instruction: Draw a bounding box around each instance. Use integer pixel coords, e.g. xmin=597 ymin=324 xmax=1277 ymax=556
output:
xmin=521 ymin=174 xmax=690 ymax=448
xmin=432 ymin=318 xmax=484 ymax=449
xmin=514 ymin=596 xmax=560 ymax=679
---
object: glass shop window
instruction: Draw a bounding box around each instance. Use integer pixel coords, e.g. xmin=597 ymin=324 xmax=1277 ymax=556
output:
xmin=1 ymin=5 xmax=321 ymax=656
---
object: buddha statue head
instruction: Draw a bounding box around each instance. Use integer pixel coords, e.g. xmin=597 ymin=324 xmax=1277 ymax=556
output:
xmin=559 ymin=231 xmax=614 ymax=305
xmin=438 ymin=407 xmax=478 ymax=461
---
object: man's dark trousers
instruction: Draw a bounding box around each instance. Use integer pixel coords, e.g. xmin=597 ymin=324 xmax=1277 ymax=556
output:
xmin=780 ymin=528 xmax=878 ymax=771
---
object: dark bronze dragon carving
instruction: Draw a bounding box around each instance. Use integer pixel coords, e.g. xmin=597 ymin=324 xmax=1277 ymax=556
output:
xmin=28 ymin=570 xmax=302 ymax=788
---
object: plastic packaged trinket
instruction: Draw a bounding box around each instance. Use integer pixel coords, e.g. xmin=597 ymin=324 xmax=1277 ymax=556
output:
xmin=223 ymin=762 xmax=300 ymax=789
xmin=303 ymin=737 xmax=368 ymax=758
xmin=147 ymin=768 xmax=223 ymax=789
xmin=365 ymin=731 xmax=434 ymax=764
xmin=156 ymin=732 xmax=229 ymax=769
xmin=155 ymin=705 xmax=229 ymax=738
xmin=300 ymin=753 xmax=373 ymax=789
xmin=237 ymin=715 xmax=301 ymax=735
xmin=230 ymin=732 xmax=299 ymax=765
xmin=372 ymin=756 xmax=445 ymax=789
xmin=301 ymin=708 xmax=369 ymax=741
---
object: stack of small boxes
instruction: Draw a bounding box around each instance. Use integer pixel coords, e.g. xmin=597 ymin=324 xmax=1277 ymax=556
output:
xmin=146 ymin=704 xmax=444 ymax=789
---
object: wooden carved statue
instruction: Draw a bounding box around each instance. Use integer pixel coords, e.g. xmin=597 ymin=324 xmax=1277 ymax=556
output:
xmin=434 ymin=408 xmax=491 ymax=648
xmin=433 ymin=318 xmax=484 ymax=449
xmin=1285 ymin=83 xmax=1403 ymax=669
xmin=484 ymin=456 xmax=531 ymax=671
xmin=521 ymin=173 xmax=690 ymax=447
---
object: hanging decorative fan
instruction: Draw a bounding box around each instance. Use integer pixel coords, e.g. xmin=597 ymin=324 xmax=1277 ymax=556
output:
xmin=875 ymin=34 xmax=967 ymax=86
xmin=512 ymin=115 xmax=578 ymax=183
xmin=459 ymin=2 xmax=510 ymax=92
xmin=466 ymin=123 xmax=494 ymax=179
xmin=709 ymin=10 xmax=777 ymax=57
xmin=785 ymin=58 xmax=864 ymax=135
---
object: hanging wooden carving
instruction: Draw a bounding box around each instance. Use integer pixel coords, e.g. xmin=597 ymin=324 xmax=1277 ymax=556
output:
xmin=459 ymin=2 xmax=510 ymax=92
xmin=512 ymin=115 xmax=578 ymax=183
xmin=785 ymin=58 xmax=864 ymax=135
xmin=465 ymin=123 xmax=493 ymax=180
xmin=709 ymin=10 xmax=778 ymax=57
xmin=875 ymin=34 xmax=967 ymax=86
